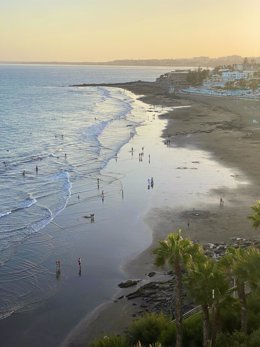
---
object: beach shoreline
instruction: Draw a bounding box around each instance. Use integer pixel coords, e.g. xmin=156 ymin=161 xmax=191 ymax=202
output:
xmin=63 ymin=82 xmax=260 ymax=346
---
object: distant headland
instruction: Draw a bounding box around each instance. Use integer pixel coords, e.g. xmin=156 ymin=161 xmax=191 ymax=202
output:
xmin=1 ymin=55 xmax=260 ymax=67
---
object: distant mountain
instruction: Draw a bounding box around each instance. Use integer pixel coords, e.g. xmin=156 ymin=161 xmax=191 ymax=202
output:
xmin=1 ymin=56 xmax=260 ymax=67
xmin=103 ymin=56 xmax=260 ymax=67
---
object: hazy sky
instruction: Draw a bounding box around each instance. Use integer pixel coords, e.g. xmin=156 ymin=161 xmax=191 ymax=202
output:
xmin=1 ymin=0 xmax=259 ymax=61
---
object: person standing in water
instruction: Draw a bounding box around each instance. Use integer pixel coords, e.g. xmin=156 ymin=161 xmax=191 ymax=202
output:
xmin=78 ymin=258 xmax=82 ymax=276
xmin=56 ymin=260 xmax=61 ymax=280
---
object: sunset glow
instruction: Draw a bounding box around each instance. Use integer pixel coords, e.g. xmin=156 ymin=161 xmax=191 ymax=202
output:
xmin=1 ymin=0 xmax=260 ymax=61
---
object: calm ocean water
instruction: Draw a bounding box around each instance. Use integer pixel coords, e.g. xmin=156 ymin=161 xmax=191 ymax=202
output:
xmin=0 ymin=64 xmax=173 ymax=319
xmin=0 ymin=65 xmax=247 ymax=347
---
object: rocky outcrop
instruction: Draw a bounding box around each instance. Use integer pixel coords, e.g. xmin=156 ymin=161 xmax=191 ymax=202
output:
xmin=116 ymin=238 xmax=260 ymax=318
xmin=118 ymin=279 xmax=141 ymax=288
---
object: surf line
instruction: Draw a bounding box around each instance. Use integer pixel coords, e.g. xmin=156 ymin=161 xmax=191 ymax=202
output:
xmin=51 ymin=221 xmax=64 ymax=230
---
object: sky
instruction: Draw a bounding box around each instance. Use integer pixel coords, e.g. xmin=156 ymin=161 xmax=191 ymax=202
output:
xmin=1 ymin=0 xmax=260 ymax=62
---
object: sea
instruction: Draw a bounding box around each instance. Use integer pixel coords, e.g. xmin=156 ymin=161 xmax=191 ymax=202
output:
xmin=0 ymin=65 xmax=246 ymax=346
xmin=0 ymin=65 xmax=173 ymax=321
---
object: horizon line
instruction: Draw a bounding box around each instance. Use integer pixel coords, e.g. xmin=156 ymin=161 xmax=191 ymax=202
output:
xmin=1 ymin=55 xmax=260 ymax=65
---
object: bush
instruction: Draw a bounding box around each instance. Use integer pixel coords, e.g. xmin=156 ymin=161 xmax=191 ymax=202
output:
xmin=247 ymin=291 xmax=260 ymax=332
xmin=215 ymin=328 xmax=260 ymax=347
xmin=183 ymin=313 xmax=202 ymax=347
xmin=248 ymin=328 xmax=260 ymax=347
xmin=215 ymin=331 xmax=249 ymax=347
xmin=158 ymin=322 xmax=176 ymax=346
xmin=127 ymin=313 xmax=171 ymax=346
xmin=218 ymin=297 xmax=240 ymax=333
xmin=90 ymin=335 xmax=129 ymax=347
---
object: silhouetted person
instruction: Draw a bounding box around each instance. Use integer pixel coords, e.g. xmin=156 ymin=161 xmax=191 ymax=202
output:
xmin=56 ymin=260 xmax=61 ymax=280
xmin=78 ymin=258 xmax=82 ymax=276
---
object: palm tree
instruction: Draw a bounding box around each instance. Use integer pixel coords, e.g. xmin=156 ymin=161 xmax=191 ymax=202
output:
xmin=245 ymin=247 xmax=260 ymax=290
xmin=248 ymin=200 xmax=260 ymax=229
xmin=219 ymin=247 xmax=250 ymax=334
xmin=153 ymin=231 xmax=200 ymax=347
xmin=185 ymin=255 xmax=229 ymax=347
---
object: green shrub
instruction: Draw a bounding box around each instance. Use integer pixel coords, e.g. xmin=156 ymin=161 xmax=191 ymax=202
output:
xmin=127 ymin=312 xmax=171 ymax=346
xmin=90 ymin=335 xmax=129 ymax=347
xmin=215 ymin=331 xmax=249 ymax=347
xmin=247 ymin=292 xmax=260 ymax=332
xmin=248 ymin=328 xmax=260 ymax=347
xmin=183 ymin=313 xmax=202 ymax=347
xmin=218 ymin=297 xmax=240 ymax=333
xmin=158 ymin=322 xmax=176 ymax=346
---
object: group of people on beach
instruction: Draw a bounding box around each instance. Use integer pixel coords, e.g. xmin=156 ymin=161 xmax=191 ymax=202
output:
xmin=22 ymin=166 xmax=38 ymax=176
xmin=55 ymin=257 xmax=82 ymax=279
xmin=130 ymin=146 xmax=150 ymax=164
xmin=148 ymin=177 xmax=154 ymax=189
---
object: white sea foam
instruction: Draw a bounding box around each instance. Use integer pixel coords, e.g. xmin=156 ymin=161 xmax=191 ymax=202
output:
xmin=0 ymin=64 xmax=174 ymax=328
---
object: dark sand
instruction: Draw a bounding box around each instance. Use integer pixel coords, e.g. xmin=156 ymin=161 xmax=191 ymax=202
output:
xmin=63 ymin=82 xmax=260 ymax=346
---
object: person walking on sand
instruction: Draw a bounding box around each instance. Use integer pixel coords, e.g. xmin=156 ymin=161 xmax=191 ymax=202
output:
xmin=151 ymin=177 xmax=154 ymax=188
xmin=36 ymin=165 xmax=38 ymax=173
xmin=101 ymin=190 xmax=105 ymax=202
xmin=220 ymin=197 xmax=224 ymax=207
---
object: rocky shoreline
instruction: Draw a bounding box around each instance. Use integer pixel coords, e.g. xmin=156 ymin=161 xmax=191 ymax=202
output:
xmin=116 ymin=237 xmax=260 ymax=321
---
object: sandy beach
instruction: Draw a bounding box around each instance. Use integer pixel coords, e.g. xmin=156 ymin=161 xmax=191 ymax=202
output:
xmin=63 ymin=82 xmax=260 ymax=346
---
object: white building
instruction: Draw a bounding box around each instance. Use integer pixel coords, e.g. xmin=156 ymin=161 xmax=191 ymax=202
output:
xmin=221 ymin=70 xmax=249 ymax=81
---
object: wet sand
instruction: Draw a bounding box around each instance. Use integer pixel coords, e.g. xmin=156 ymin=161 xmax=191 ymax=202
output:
xmin=63 ymin=83 xmax=260 ymax=346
